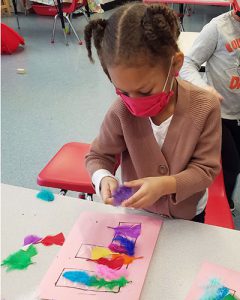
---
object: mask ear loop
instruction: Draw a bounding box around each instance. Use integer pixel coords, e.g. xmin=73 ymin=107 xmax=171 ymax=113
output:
xmin=163 ymin=56 xmax=175 ymax=92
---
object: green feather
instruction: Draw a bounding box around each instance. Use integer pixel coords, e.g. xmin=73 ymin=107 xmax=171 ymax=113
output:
xmin=223 ymin=295 xmax=239 ymax=300
xmin=104 ymin=277 xmax=129 ymax=290
xmin=63 ymin=270 xmax=130 ymax=290
xmin=1 ymin=245 xmax=38 ymax=271
xmin=90 ymin=276 xmax=129 ymax=290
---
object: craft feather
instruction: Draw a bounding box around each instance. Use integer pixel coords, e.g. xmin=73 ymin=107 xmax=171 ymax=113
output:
xmin=63 ymin=270 xmax=129 ymax=290
xmin=113 ymin=186 xmax=133 ymax=206
xmin=215 ymin=287 xmax=231 ymax=300
xmin=108 ymin=224 xmax=141 ymax=239
xmin=111 ymin=253 xmax=143 ymax=264
xmin=108 ymin=243 xmax=126 ymax=254
xmin=91 ymin=246 xmax=116 ymax=260
xmin=200 ymin=278 xmax=230 ymax=300
xmin=23 ymin=234 xmax=42 ymax=246
xmin=109 ymin=235 xmax=135 ymax=256
xmin=223 ymin=295 xmax=239 ymax=300
xmin=36 ymin=189 xmax=55 ymax=202
xmin=87 ymin=256 xmax=125 ymax=270
xmin=95 ymin=264 xmax=128 ymax=280
xmin=40 ymin=232 xmax=65 ymax=246
xmin=1 ymin=245 xmax=37 ymax=271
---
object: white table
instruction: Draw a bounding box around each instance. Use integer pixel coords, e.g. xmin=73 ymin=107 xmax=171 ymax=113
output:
xmin=1 ymin=184 xmax=240 ymax=300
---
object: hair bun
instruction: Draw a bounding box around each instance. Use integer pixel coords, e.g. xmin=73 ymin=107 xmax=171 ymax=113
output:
xmin=141 ymin=5 xmax=180 ymax=52
xmin=95 ymin=19 xmax=108 ymax=30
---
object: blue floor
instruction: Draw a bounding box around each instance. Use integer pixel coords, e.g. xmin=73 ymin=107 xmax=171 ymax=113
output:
xmin=1 ymin=4 xmax=239 ymax=228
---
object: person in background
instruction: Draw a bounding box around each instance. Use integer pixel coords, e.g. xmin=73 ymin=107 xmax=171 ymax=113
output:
xmin=180 ymin=0 xmax=240 ymax=211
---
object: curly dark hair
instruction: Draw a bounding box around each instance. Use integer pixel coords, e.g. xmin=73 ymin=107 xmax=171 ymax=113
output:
xmin=84 ymin=3 xmax=180 ymax=76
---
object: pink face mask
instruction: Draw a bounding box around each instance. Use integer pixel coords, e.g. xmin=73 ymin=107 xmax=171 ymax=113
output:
xmin=116 ymin=59 xmax=175 ymax=117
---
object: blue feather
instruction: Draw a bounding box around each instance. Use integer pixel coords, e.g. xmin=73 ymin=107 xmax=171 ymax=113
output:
xmin=215 ymin=287 xmax=230 ymax=300
xmin=36 ymin=189 xmax=54 ymax=202
xmin=112 ymin=235 xmax=135 ymax=256
xmin=63 ymin=271 xmax=91 ymax=285
xmin=200 ymin=278 xmax=230 ymax=300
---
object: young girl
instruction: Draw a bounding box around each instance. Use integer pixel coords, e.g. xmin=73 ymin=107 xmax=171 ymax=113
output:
xmin=84 ymin=3 xmax=221 ymax=223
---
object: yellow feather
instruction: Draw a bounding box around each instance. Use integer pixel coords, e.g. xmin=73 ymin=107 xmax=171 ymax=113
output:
xmin=91 ymin=246 xmax=116 ymax=260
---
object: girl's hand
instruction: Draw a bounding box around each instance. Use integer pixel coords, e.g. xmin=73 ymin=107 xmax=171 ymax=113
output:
xmin=100 ymin=176 xmax=118 ymax=205
xmin=205 ymin=85 xmax=224 ymax=102
xmin=122 ymin=176 xmax=176 ymax=209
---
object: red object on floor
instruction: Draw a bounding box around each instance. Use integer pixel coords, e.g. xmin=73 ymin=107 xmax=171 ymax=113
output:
xmin=40 ymin=233 xmax=65 ymax=246
xmin=1 ymin=23 xmax=25 ymax=54
xmin=205 ymin=171 xmax=234 ymax=229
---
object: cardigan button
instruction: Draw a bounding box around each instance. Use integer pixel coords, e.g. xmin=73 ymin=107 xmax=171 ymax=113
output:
xmin=159 ymin=165 xmax=168 ymax=175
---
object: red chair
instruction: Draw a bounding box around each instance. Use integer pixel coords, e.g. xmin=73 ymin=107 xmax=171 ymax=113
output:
xmin=37 ymin=142 xmax=95 ymax=199
xmin=37 ymin=142 xmax=234 ymax=229
xmin=205 ymin=170 xmax=234 ymax=229
xmin=51 ymin=0 xmax=89 ymax=45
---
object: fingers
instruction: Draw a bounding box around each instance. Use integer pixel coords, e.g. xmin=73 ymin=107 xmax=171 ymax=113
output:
xmin=124 ymin=179 xmax=144 ymax=188
xmin=102 ymin=185 xmax=112 ymax=204
xmin=122 ymin=188 xmax=145 ymax=207
xmin=101 ymin=177 xmax=118 ymax=205
xmin=123 ymin=196 xmax=149 ymax=209
xmin=105 ymin=181 xmax=118 ymax=205
xmin=131 ymin=198 xmax=148 ymax=209
xmin=104 ymin=197 xmax=114 ymax=205
xmin=109 ymin=180 xmax=118 ymax=194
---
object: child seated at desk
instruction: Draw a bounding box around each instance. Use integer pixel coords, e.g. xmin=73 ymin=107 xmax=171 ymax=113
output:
xmin=84 ymin=3 xmax=221 ymax=223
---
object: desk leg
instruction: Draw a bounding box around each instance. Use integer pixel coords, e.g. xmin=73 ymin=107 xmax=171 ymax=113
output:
xmin=11 ymin=0 xmax=20 ymax=29
xmin=56 ymin=0 xmax=68 ymax=45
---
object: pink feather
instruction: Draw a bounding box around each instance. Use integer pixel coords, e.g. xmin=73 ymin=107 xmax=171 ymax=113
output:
xmin=95 ymin=264 xmax=128 ymax=280
xmin=108 ymin=243 xmax=127 ymax=254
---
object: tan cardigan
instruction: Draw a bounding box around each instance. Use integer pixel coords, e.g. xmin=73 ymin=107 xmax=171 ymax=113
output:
xmin=86 ymin=78 xmax=222 ymax=220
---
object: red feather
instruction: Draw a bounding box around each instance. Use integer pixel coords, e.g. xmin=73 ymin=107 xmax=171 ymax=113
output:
xmin=40 ymin=233 xmax=65 ymax=246
xmin=87 ymin=256 xmax=124 ymax=270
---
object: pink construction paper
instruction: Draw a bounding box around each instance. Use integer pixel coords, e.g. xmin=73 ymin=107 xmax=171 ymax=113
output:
xmin=39 ymin=211 xmax=162 ymax=300
xmin=185 ymin=262 xmax=240 ymax=299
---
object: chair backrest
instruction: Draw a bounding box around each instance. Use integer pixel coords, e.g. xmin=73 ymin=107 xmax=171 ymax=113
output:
xmin=205 ymin=170 xmax=234 ymax=229
xmin=37 ymin=142 xmax=120 ymax=194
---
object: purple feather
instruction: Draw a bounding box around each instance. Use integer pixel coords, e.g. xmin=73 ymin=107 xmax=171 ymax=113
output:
xmin=108 ymin=224 xmax=141 ymax=239
xmin=113 ymin=186 xmax=133 ymax=206
xmin=23 ymin=235 xmax=42 ymax=246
